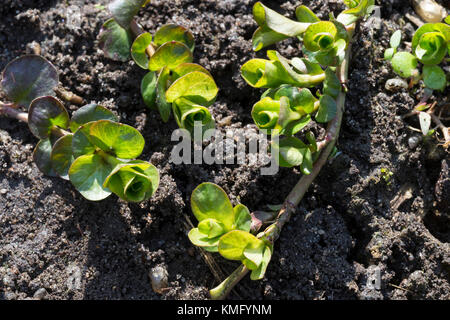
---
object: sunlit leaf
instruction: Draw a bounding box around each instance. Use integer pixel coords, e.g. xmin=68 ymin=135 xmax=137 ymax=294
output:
xmin=166 ymin=71 xmax=218 ymax=106
xmin=131 ymin=32 xmax=153 ymax=69
xmin=70 ymin=104 xmax=118 ymax=133
xmin=108 ymin=0 xmax=149 ymax=29
xmin=391 ymin=52 xmax=418 ymax=78
xmin=149 ymin=41 xmax=193 ymax=71
xmin=154 ymin=24 xmax=195 ymax=52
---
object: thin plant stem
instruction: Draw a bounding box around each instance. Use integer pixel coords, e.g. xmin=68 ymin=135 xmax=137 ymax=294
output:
xmin=209 ymin=24 xmax=356 ymax=300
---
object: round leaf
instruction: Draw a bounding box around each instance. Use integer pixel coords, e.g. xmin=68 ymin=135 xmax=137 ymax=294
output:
xmin=423 ymin=65 xmax=446 ymax=91
xmin=1 ymin=55 xmax=58 ymax=108
xmin=154 ymin=24 xmax=195 ymax=52
xmin=68 ymin=154 xmax=113 ymax=201
xmin=218 ymin=230 xmax=265 ymax=262
xmin=131 ymin=32 xmax=153 ymax=69
xmin=148 ymin=41 xmax=193 ymax=71
xmin=188 ymin=228 xmax=221 ymax=249
xmin=172 ymin=63 xmax=212 ymax=80
xmin=98 ymin=18 xmax=133 ymax=62
xmin=33 ymin=138 xmax=58 ymax=176
xmin=198 ymin=218 xmax=226 ymax=239
xmin=72 ymin=122 xmax=96 ymax=158
xmin=389 ymin=30 xmax=402 ymax=49
xmin=88 ymin=120 xmax=145 ymax=159
xmin=50 ymin=134 xmax=74 ymax=180
xmin=271 ymin=136 xmax=307 ymax=168
xmin=190 ymin=182 xmax=234 ymax=230
xmin=70 ymin=104 xmax=118 ymax=133
xmin=166 ymin=71 xmax=218 ymax=106
xmin=28 ymin=96 xmax=69 ymax=139
xmin=391 ymin=52 xmax=418 ymax=78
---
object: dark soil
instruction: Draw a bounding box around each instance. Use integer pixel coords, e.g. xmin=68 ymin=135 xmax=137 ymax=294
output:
xmin=0 ymin=0 xmax=449 ymax=300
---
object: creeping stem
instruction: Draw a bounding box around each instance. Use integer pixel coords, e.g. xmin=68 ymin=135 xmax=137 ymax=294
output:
xmin=210 ymin=24 xmax=356 ymax=300
xmin=0 ymin=102 xmax=28 ymax=123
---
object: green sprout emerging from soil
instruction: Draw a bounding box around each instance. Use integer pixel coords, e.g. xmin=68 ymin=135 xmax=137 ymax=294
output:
xmin=98 ymin=0 xmax=218 ymax=138
xmin=188 ymin=0 xmax=375 ymax=300
xmin=0 ymin=55 xmax=159 ymax=202
xmin=384 ymin=17 xmax=450 ymax=148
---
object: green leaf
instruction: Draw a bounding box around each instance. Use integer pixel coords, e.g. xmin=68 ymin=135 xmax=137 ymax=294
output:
xmin=68 ymin=154 xmax=113 ymax=201
xmin=304 ymin=21 xmax=338 ymax=52
xmin=70 ymin=104 xmax=118 ymax=133
xmin=156 ymin=67 xmax=172 ymax=122
xmin=445 ymin=15 xmax=450 ymax=24
xmin=131 ymin=32 xmax=153 ymax=69
xmin=1 ymin=55 xmax=58 ymax=108
xmin=276 ymin=97 xmax=302 ymax=134
xmin=28 ymin=96 xmax=69 ymax=139
xmin=33 ymin=138 xmax=58 ymax=176
xmin=190 ymin=182 xmax=235 ymax=230
xmin=218 ymin=230 xmax=265 ymax=264
xmin=103 ymin=160 xmax=159 ymax=202
xmin=234 ymin=204 xmax=252 ymax=233
xmin=141 ymin=71 xmax=158 ymax=109
xmin=295 ymin=5 xmax=320 ymax=23
xmin=149 ymin=41 xmax=193 ymax=71
xmin=251 ymin=97 xmax=280 ymax=134
xmin=391 ymin=52 xmax=418 ymax=78
xmin=166 ymin=71 xmax=218 ymax=107
xmin=154 ymin=24 xmax=195 ymax=52
xmin=384 ymin=47 xmax=395 ymax=61
xmin=198 ymin=218 xmax=226 ymax=239
xmin=423 ymin=65 xmax=446 ymax=91
xmin=316 ymin=94 xmax=337 ymax=123
xmin=250 ymin=246 xmax=272 ymax=280
xmin=172 ymin=97 xmax=215 ymax=138
xmin=188 ymin=228 xmax=221 ymax=249
xmin=108 ymin=0 xmax=148 ymax=29
xmin=50 ymin=134 xmax=74 ymax=180
xmin=271 ymin=136 xmax=307 ymax=168
xmin=306 ymin=132 xmax=317 ymax=153
xmin=98 ymin=18 xmax=133 ymax=62
xmin=72 ymin=122 xmax=96 ymax=158
xmin=252 ymin=26 xmax=290 ymax=52
xmin=300 ymin=147 xmax=313 ymax=175
xmin=323 ymin=68 xmax=341 ymax=99
xmin=253 ymin=2 xmax=309 ymax=39
xmin=241 ymin=58 xmax=325 ymax=89
xmin=412 ymin=23 xmax=450 ymax=65
xmin=88 ymin=120 xmax=145 ymax=159
xmin=171 ymin=63 xmax=212 ymax=80
xmin=337 ymin=0 xmax=375 ymax=25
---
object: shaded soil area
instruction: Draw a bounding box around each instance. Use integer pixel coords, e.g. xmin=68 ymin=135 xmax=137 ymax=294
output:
xmin=0 ymin=0 xmax=449 ymax=300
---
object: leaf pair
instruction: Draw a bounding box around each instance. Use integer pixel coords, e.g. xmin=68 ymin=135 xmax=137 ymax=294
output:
xmin=188 ymin=183 xmax=272 ymax=280
xmin=25 ymin=96 xmax=159 ymax=202
xmin=241 ymin=50 xmax=325 ymax=89
xmin=132 ymin=25 xmax=218 ymax=137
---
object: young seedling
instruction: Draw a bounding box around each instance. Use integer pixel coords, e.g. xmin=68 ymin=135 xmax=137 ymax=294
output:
xmin=0 ymin=55 xmax=159 ymax=202
xmin=384 ymin=19 xmax=450 ymax=148
xmin=189 ymin=0 xmax=375 ymax=299
xmin=188 ymin=183 xmax=273 ymax=280
xmin=98 ymin=0 xmax=218 ymax=138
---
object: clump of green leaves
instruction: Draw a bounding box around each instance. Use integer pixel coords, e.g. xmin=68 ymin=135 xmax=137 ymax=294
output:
xmin=241 ymin=1 xmax=372 ymax=171
xmin=99 ymin=0 xmax=218 ymax=138
xmin=0 ymin=55 xmax=159 ymax=202
xmin=188 ymin=183 xmax=272 ymax=280
xmin=190 ymin=1 xmax=374 ymax=286
xmin=384 ymin=20 xmax=450 ymax=91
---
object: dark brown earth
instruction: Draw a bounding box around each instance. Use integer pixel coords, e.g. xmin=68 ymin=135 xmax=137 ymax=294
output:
xmin=0 ymin=0 xmax=449 ymax=300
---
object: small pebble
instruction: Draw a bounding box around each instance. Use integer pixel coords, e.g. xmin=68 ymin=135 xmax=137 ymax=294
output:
xmin=149 ymin=265 xmax=168 ymax=294
xmin=408 ymin=136 xmax=421 ymax=149
xmin=0 ymin=188 xmax=7 ymax=194
xmin=33 ymin=288 xmax=47 ymax=300
xmin=385 ymin=78 xmax=408 ymax=92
